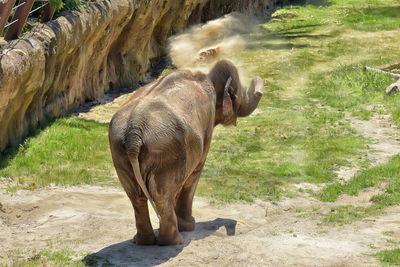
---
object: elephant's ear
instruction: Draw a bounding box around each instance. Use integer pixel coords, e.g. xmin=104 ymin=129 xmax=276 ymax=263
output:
xmin=222 ymin=77 xmax=234 ymax=117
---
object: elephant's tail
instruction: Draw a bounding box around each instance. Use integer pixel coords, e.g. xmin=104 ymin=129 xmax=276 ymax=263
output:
xmin=129 ymin=154 xmax=161 ymax=220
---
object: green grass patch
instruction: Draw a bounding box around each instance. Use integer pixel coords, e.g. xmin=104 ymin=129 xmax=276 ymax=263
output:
xmin=308 ymin=64 xmax=399 ymax=115
xmin=197 ymin=92 xmax=366 ymax=202
xmin=222 ymin=0 xmax=400 ymax=201
xmin=0 ymin=118 xmax=117 ymax=189
xmin=318 ymin=155 xmax=400 ymax=225
xmin=3 ymin=248 xmax=86 ymax=267
xmin=317 ymin=154 xmax=400 ymax=223
xmin=323 ymin=205 xmax=381 ymax=225
xmin=344 ymin=4 xmax=400 ymax=31
xmin=296 ymin=204 xmax=382 ymax=225
xmin=265 ymin=0 xmax=400 ymax=34
xmin=376 ymin=248 xmax=400 ymax=266
xmin=371 ymin=180 xmax=400 ymax=207
xmin=352 ymin=108 xmax=374 ymax=120
xmin=320 ymin=155 xmax=400 ymax=202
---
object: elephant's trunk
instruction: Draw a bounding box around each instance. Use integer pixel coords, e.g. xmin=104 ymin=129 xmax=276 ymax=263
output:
xmin=237 ymin=76 xmax=264 ymax=117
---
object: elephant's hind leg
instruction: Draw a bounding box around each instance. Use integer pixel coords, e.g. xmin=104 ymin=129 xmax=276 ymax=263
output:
xmin=131 ymin=195 xmax=156 ymax=245
xmin=112 ymin=157 xmax=155 ymax=245
xmin=156 ymin=197 xmax=184 ymax=245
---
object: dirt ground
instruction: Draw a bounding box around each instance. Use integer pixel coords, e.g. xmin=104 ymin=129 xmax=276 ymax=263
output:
xmin=1 ymin=185 xmax=400 ymax=266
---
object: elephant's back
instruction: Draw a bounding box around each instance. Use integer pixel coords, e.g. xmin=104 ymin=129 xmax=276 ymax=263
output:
xmin=109 ymin=69 xmax=215 ymax=173
xmin=128 ymin=99 xmax=204 ymax=175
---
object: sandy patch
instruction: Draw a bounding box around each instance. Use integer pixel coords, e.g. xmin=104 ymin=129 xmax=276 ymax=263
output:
xmin=1 ymin=186 xmax=399 ymax=266
xmin=334 ymin=113 xmax=400 ymax=182
xmin=351 ymin=114 xmax=400 ymax=167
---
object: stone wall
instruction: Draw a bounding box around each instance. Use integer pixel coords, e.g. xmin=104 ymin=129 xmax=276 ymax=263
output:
xmin=0 ymin=0 xmax=273 ymax=152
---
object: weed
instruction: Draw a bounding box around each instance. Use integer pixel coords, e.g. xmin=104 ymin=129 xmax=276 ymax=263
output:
xmin=82 ymin=254 xmax=112 ymax=266
xmin=383 ymin=231 xmax=395 ymax=237
xmin=369 ymin=244 xmax=377 ymax=249
xmin=376 ymin=248 xmax=400 ymax=265
xmin=323 ymin=205 xmax=381 ymax=225
xmin=7 ymin=248 xmax=85 ymax=266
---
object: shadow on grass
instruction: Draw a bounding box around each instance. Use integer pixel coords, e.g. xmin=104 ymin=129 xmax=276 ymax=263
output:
xmin=247 ymin=24 xmax=331 ymax=50
xmin=248 ymin=43 xmax=312 ymax=50
xmin=250 ymin=30 xmax=331 ymax=42
xmin=276 ymin=0 xmax=330 ymax=8
xmin=276 ymin=32 xmax=332 ymax=39
xmin=82 ymin=218 xmax=237 ymax=266
xmin=0 ymin=119 xmax=54 ymax=170
xmin=303 ymin=0 xmax=330 ymax=6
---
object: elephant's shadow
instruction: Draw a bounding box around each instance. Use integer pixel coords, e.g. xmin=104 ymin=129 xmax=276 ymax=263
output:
xmin=82 ymin=218 xmax=237 ymax=266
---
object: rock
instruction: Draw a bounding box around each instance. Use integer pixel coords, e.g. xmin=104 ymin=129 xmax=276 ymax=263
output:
xmin=385 ymin=80 xmax=400 ymax=95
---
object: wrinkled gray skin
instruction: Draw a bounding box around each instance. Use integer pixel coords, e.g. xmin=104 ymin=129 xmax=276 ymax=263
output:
xmin=109 ymin=60 xmax=264 ymax=245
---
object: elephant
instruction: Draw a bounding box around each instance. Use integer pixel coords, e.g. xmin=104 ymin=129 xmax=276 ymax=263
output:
xmin=108 ymin=59 xmax=263 ymax=245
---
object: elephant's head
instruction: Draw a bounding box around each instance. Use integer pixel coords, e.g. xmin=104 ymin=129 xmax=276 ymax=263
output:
xmin=208 ymin=60 xmax=264 ymax=126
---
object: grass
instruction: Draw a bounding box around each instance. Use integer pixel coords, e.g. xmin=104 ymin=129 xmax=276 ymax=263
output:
xmin=1 ymin=0 xmax=400 ymax=204
xmin=295 ymin=203 xmax=382 ymax=226
xmin=0 ymin=118 xmax=118 ymax=190
xmin=198 ymin=0 xmax=400 ymax=201
xmin=320 ymin=155 xmax=400 ymax=202
xmin=376 ymin=248 xmax=400 ymax=266
xmin=2 ymin=247 xmax=112 ymax=266
xmin=3 ymin=248 xmax=113 ymax=267
xmin=322 ymin=205 xmax=381 ymax=225
xmin=267 ymin=0 xmax=400 ymax=33
xmin=344 ymin=4 xmax=400 ymax=32
xmin=383 ymin=231 xmax=395 ymax=237
xmin=309 ymin=64 xmax=400 ymax=122
xmin=3 ymin=248 xmax=86 ymax=267
xmin=317 ymin=155 xmax=400 ymax=225
xmin=197 ymin=97 xmax=366 ymax=201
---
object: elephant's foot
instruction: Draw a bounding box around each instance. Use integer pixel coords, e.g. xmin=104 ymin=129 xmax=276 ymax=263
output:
xmin=157 ymin=231 xmax=183 ymax=246
xmin=133 ymin=233 xmax=156 ymax=245
xmin=177 ymin=215 xmax=195 ymax=232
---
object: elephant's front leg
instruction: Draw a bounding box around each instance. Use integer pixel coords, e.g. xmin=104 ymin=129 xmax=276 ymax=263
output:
xmin=175 ymin=163 xmax=204 ymax=232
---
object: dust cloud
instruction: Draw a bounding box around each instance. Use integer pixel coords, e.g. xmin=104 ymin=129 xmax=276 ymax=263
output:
xmin=168 ymin=13 xmax=257 ymax=79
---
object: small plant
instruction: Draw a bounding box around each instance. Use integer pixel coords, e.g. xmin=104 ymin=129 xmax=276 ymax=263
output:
xmin=376 ymin=248 xmax=400 ymax=265
xmin=8 ymin=248 xmax=86 ymax=266
xmin=382 ymin=231 xmax=395 ymax=236
xmin=325 ymin=205 xmax=364 ymax=225
xmin=49 ymin=0 xmax=86 ymax=11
